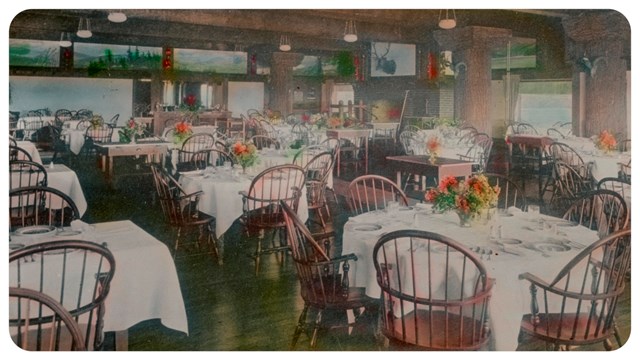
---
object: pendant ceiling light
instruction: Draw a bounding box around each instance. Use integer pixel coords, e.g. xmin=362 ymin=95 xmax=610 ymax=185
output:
xmin=59 ymin=32 xmax=72 ymax=47
xmin=77 ymin=18 xmax=92 ymax=38
xmin=108 ymin=11 xmax=127 ymax=23
xmin=279 ymin=35 xmax=291 ymax=52
xmin=343 ymin=20 xmax=358 ymax=42
xmin=438 ymin=9 xmax=457 ymax=30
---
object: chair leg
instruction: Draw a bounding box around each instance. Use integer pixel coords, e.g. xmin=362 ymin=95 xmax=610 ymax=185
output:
xmin=310 ymin=309 xmax=323 ymax=349
xmin=254 ymin=235 xmax=262 ymax=275
xmin=290 ymin=305 xmax=309 ymax=350
xmin=613 ymin=320 xmax=623 ymax=347
xmin=206 ymin=223 xmax=222 ymax=265
xmin=173 ymin=227 xmax=182 ymax=258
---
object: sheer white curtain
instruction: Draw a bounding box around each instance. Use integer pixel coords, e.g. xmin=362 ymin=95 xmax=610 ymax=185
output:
xmin=163 ymin=81 xmax=175 ymax=106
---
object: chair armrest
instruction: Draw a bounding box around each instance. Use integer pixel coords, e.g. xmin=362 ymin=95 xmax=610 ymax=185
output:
xmin=178 ymin=190 xmax=204 ymax=201
xmin=310 ymin=253 xmax=358 ymax=268
xmin=518 ymin=272 xmax=551 ymax=288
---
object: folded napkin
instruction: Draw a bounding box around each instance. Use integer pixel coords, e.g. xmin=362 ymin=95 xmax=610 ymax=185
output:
xmin=71 ymin=220 xmax=94 ymax=232
xmin=507 ymin=206 xmax=523 ymax=216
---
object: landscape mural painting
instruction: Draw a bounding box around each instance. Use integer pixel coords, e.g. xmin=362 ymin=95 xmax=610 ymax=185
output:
xmin=173 ymin=48 xmax=247 ymax=74
xmin=74 ymin=43 xmax=162 ymax=71
xmin=492 ymin=37 xmax=537 ymax=69
xmin=9 ymin=39 xmax=60 ymax=67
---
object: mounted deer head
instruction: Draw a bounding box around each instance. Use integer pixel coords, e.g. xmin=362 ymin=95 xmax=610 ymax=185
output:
xmin=373 ymin=42 xmax=396 ymax=75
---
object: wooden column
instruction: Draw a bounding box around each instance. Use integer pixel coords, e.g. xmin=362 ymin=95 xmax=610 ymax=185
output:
xmin=434 ymin=27 xmax=511 ymax=133
xmin=269 ymin=52 xmax=304 ymax=117
xmin=563 ymin=12 xmax=630 ymax=139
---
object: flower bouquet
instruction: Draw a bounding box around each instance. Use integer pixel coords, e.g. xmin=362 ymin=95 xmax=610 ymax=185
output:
xmin=119 ymin=118 xmax=147 ymax=143
xmin=232 ymin=141 xmax=259 ymax=172
xmin=425 ymin=175 xmax=500 ymax=227
xmin=179 ymin=94 xmax=201 ymax=122
xmin=328 ymin=116 xmax=344 ymax=129
xmin=426 ymin=136 xmax=441 ymax=164
xmin=173 ymin=121 xmax=193 ymax=146
xmin=593 ymin=130 xmax=617 ymax=153
xmin=90 ymin=115 xmax=104 ymax=129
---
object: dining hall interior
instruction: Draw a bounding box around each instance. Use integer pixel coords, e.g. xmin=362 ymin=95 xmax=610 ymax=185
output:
xmin=5 ymin=4 xmax=635 ymax=353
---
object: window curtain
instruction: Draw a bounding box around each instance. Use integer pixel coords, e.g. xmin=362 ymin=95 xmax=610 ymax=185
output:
xmin=503 ymin=74 xmax=520 ymax=125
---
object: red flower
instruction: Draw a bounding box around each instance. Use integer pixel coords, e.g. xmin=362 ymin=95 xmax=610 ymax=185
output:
xmin=425 ymin=188 xmax=437 ymax=202
xmin=439 ymin=176 xmax=458 ymax=192
xmin=301 ymin=113 xmax=310 ymax=122
xmin=184 ymin=94 xmax=197 ymax=107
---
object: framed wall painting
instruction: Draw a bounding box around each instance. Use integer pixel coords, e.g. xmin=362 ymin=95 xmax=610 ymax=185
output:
xmin=74 ymin=43 xmax=162 ymax=69
xmin=9 ymin=39 xmax=60 ymax=67
xmin=173 ymin=48 xmax=247 ymax=74
xmin=370 ymin=42 xmax=416 ymax=77
xmin=492 ymin=37 xmax=537 ymax=70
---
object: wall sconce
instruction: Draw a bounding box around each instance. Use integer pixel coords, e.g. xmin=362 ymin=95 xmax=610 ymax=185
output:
xmin=59 ymin=32 xmax=72 ymax=47
xmin=77 ymin=18 xmax=92 ymax=38
xmin=279 ymin=35 xmax=291 ymax=52
xmin=438 ymin=9 xmax=457 ymax=30
xmin=108 ymin=11 xmax=127 ymax=23
xmin=344 ymin=20 xmax=358 ymax=42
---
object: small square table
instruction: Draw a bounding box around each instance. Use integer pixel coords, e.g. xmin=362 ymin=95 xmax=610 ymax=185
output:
xmin=386 ymin=155 xmax=473 ymax=190
xmin=94 ymin=141 xmax=169 ymax=187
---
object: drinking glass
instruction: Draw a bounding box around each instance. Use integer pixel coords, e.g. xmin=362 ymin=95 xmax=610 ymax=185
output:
xmin=223 ymin=161 xmax=232 ymax=171
xmin=528 ymin=204 xmax=540 ymax=219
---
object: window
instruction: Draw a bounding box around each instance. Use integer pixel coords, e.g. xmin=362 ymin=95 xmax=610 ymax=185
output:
xmin=515 ymin=81 xmax=572 ymax=130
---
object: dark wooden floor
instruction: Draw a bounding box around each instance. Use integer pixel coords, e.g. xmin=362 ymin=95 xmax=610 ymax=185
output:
xmin=51 ymin=142 xmax=630 ymax=352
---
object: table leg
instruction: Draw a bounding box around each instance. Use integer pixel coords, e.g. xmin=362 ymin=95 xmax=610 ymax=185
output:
xmin=107 ymin=155 xmax=114 ymax=186
xmin=364 ymin=138 xmax=369 ymax=174
xmin=396 ymin=170 xmax=402 ymax=189
xmin=336 ymin=143 xmax=341 ymax=177
xmin=114 ymin=330 xmax=128 ymax=351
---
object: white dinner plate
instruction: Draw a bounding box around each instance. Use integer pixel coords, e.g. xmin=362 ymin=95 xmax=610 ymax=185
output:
xmin=532 ymin=241 xmax=571 ymax=253
xmin=497 ymin=238 xmax=522 ymax=246
xmin=352 ymin=224 xmax=382 ymax=232
xmin=15 ymin=225 xmax=57 ymax=237
xmin=56 ymin=230 xmax=82 ymax=236
xmin=398 ymin=206 xmax=414 ymax=211
xmin=9 ymin=243 xmax=24 ymax=251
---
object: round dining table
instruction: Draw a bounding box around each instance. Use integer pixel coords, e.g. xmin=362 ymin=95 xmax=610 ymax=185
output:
xmin=341 ymin=205 xmax=599 ymax=351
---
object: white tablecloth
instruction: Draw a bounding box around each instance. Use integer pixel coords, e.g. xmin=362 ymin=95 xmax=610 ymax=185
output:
xmin=581 ymin=152 xmax=631 ymax=182
xmin=260 ymin=149 xmax=334 ymax=189
xmin=9 ymin=220 xmax=189 ymax=334
xmin=180 ymin=170 xmax=308 ymax=238
xmin=62 ymin=129 xmax=121 ymax=155
xmin=11 ymin=164 xmax=88 ymax=217
xmin=342 ymin=206 xmax=599 ymax=350
xmin=15 ymin=141 xmax=43 ymax=164
xmin=414 ymin=130 xmax=473 ymax=160
xmin=46 ymin=164 xmax=88 ymax=216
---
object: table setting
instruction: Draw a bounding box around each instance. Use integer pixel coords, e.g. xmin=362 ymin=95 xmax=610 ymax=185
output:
xmin=179 ymin=164 xmax=308 ymax=239
xmin=9 ymin=220 xmax=189 ymax=346
xmin=342 ymin=199 xmax=598 ymax=350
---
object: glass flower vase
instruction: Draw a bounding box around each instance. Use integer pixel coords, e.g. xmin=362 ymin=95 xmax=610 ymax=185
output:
xmin=429 ymin=152 xmax=437 ymax=165
xmin=456 ymin=211 xmax=473 ymax=228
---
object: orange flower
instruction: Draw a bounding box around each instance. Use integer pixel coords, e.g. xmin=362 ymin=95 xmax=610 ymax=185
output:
xmin=597 ymin=130 xmax=617 ymax=151
xmin=425 ymin=188 xmax=437 ymax=202
xmin=426 ymin=136 xmax=441 ymax=153
xmin=439 ymin=176 xmax=458 ymax=192
xmin=175 ymin=122 xmax=192 ymax=134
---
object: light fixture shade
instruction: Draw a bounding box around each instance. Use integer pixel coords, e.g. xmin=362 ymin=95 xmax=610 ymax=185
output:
xmin=77 ymin=18 xmax=92 ymax=38
xmin=59 ymin=32 xmax=72 ymax=47
xmin=108 ymin=11 xmax=127 ymax=23
xmin=279 ymin=35 xmax=291 ymax=52
xmin=438 ymin=10 xmax=457 ymax=30
xmin=344 ymin=20 xmax=358 ymax=42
